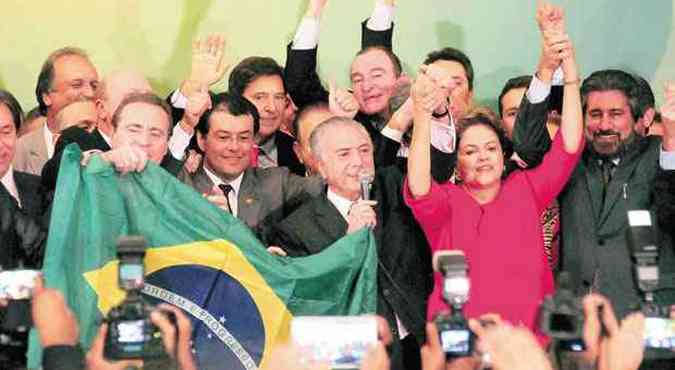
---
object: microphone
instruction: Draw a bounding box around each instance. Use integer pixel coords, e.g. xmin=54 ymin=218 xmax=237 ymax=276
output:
xmin=359 ymin=171 xmax=374 ymax=201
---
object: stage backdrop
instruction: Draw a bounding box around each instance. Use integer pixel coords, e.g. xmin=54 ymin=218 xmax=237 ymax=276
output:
xmin=0 ymin=0 xmax=673 ymax=112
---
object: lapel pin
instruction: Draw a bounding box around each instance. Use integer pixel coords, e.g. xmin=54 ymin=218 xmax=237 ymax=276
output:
xmin=244 ymin=197 xmax=255 ymax=205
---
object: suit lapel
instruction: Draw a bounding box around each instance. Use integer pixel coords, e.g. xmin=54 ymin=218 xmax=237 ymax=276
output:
xmin=192 ymin=166 xmax=216 ymax=194
xmin=313 ymin=194 xmax=348 ymax=250
xmin=237 ymin=169 xmax=262 ymax=227
xmin=14 ymin=172 xmax=39 ymax=213
xmin=93 ymin=129 xmax=112 ymax=151
xmin=583 ymin=159 xmax=605 ymax=223
xmin=27 ymin=129 xmax=48 ymax=167
xmin=598 ymin=150 xmax=642 ymax=225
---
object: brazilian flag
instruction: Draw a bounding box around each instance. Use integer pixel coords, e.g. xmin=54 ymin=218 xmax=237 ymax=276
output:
xmin=27 ymin=145 xmax=378 ymax=370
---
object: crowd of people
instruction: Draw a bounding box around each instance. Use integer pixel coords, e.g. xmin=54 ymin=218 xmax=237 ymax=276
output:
xmin=2 ymin=0 xmax=675 ymax=369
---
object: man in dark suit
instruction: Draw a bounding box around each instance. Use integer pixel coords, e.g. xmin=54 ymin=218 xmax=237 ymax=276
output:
xmin=270 ymin=117 xmax=432 ymax=370
xmin=285 ymin=0 xmax=403 ymax=170
xmin=179 ymin=92 xmax=322 ymax=245
xmin=514 ymin=69 xmax=675 ymax=325
xmin=1 ymin=90 xmax=47 ymax=269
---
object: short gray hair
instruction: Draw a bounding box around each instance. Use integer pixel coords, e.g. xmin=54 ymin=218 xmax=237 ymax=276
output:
xmin=309 ymin=117 xmax=371 ymax=162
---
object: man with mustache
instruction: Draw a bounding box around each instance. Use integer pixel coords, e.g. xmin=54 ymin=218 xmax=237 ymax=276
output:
xmin=514 ymin=68 xmax=675 ymax=323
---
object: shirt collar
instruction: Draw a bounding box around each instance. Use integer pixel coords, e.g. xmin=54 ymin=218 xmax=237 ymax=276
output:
xmin=326 ymin=188 xmax=355 ymax=220
xmin=258 ymin=135 xmax=277 ymax=153
xmin=1 ymin=166 xmax=20 ymax=206
xmin=203 ymin=164 xmax=244 ymax=195
xmin=43 ymin=123 xmax=55 ymax=158
xmin=99 ymin=130 xmax=112 ymax=147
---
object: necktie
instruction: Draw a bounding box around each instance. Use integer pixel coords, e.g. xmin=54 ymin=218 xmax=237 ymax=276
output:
xmin=600 ymin=160 xmax=616 ymax=201
xmin=218 ymin=184 xmax=234 ymax=214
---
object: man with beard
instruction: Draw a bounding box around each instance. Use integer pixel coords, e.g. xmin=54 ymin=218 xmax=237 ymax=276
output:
xmin=515 ymin=69 xmax=675 ymax=324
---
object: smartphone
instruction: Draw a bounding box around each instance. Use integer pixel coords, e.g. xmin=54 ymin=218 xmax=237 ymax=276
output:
xmin=0 ymin=270 xmax=41 ymax=300
xmin=644 ymin=317 xmax=675 ymax=349
xmin=291 ymin=316 xmax=378 ymax=369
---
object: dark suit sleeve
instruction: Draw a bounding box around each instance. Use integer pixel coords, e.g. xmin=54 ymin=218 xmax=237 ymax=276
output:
xmin=373 ymin=134 xmax=400 ymax=169
xmin=43 ymin=345 xmax=85 ymax=370
xmin=510 ymin=90 xmax=553 ymax=170
xmin=41 ymin=127 xmax=103 ymax=192
xmin=281 ymin=172 xmax=323 ymax=212
xmin=655 ymin=168 xmax=675 ymax=231
xmin=269 ymin=220 xmax=312 ymax=257
xmin=284 ymin=44 xmax=329 ymax=111
xmin=166 ymin=91 xmax=186 ymax=126
xmin=160 ymin=153 xmax=184 ymax=177
xmin=275 ymin=131 xmax=306 ymax=176
xmin=361 ymin=19 xmax=394 ymax=50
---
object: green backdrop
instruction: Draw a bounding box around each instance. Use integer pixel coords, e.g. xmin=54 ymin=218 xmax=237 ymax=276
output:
xmin=0 ymin=0 xmax=673 ymax=113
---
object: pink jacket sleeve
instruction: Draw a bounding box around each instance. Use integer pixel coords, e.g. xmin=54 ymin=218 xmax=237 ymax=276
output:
xmin=523 ymin=131 xmax=584 ymax=213
xmin=403 ymin=178 xmax=453 ymax=251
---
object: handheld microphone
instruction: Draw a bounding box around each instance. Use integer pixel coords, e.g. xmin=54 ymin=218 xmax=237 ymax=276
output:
xmin=359 ymin=172 xmax=374 ymax=201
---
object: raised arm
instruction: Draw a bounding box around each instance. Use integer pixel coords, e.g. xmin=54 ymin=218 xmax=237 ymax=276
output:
xmin=284 ymin=0 xmax=330 ymax=110
xmin=407 ymin=69 xmax=442 ymax=198
xmin=510 ymin=2 xmax=567 ymax=168
xmin=558 ymin=37 xmax=583 ymax=153
xmin=362 ymin=0 xmax=396 ymax=50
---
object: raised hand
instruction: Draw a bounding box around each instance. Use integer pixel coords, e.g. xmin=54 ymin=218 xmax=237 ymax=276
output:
xmin=412 ymin=67 xmax=444 ymax=116
xmin=662 ymin=82 xmax=675 ymax=122
xmin=101 ymin=145 xmax=149 ymax=175
xmin=306 ymin=0 xmax=329 ymax=18
xmin=660 ymin=82 xmax=675 ymax=150
xmin=183 ymin=149 xmax=203 ymax=175
xmin=536 ymin=1 xmax=565 ymax=34
xmin=188 ymin=34 xmax=228 ymax=89
xmin=329 ymin=80 xmax=359 ymax=119
xmin=182 ymin=83 xmax=212 ymax=133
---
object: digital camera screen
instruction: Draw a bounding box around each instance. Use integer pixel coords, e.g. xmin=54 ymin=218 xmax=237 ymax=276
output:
xmin=550 ymin=313 xmax=577 ymax=332
xmin=119 ymin=264 xmax=143 ymax=285
xmin=440 ymin=330 xmax=470 ymax=354
xmin=644 ymin=318 xmax=675 ymax=349
xmin=117 ymin=320 xmax=145 ymax=343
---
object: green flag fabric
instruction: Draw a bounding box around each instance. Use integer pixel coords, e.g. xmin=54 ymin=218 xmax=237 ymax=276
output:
xmin=27 ymin=145 xmax=377 ymax=370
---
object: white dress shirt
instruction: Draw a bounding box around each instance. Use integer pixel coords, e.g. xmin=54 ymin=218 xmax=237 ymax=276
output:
xmin=43 ymin=123 xmax=56 ymax=159
xmin=203 ymin=165 xmax=244 ymax=217
xmin=325 ymin=187 xmax=410 ymax=339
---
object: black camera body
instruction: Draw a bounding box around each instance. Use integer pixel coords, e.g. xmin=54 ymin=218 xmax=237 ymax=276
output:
xmin=434 ymin=309 xmax=475 ymax=358
xmin=433 ymin=250 xmax=475 ymax=359
xmin=103 ymin=236 xmax=171 ymax=361
xmin=104 ymin=295 xmax=166 ymax=360
xmin=539 ymin=272 xmax=586 ymax=352
xmin=626 ymin=210 xmax=675 ymax=353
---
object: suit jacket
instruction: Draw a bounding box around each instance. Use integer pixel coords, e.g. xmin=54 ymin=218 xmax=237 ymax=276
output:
xmin=14 ymin=124 xmax=49 ymax=175
xmin=270 ymin=166 xmax=433 ymax=354
xmin=0 ymin=185 xmax=45 ymax=269
xmin=274 ymin=130 xmax=305 ymax=176
xmin=514 ymin=95 xmax=675 ymax=318
xmin=14 ymin=171 xmax=45 ymax=219
xmin=560 ymin=136 xmax=675 ymax=318
xmin=285 ymin=19 xmax=404 ymax=171
xmin=179 ymin=165 xmax=323 ymax=244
